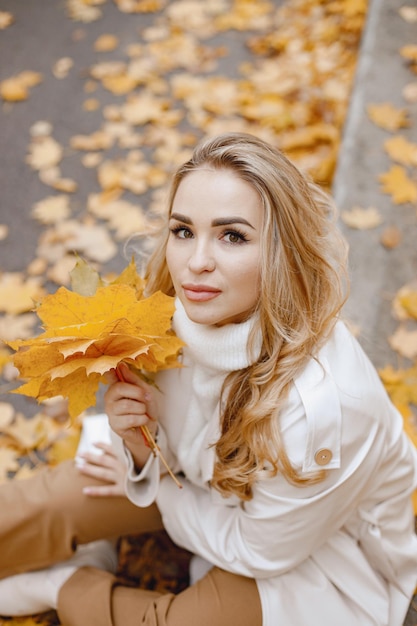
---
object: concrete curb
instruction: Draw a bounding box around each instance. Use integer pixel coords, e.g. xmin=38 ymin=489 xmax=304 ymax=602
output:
xmin=332 ymin=0 xmax=417 ymax=369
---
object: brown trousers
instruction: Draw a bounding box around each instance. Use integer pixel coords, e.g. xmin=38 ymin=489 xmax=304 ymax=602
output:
xmin=0 ymin=460 xmax=262 ymax=626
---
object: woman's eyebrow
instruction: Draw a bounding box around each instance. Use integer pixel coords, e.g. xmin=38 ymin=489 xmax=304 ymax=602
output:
xmin=170 ymin=213 xmax=255 ymax=229
xmin=212 ymin=217 xmax=255 ymax=229
xmin=170 ymin=212 xmax=192 ymax=224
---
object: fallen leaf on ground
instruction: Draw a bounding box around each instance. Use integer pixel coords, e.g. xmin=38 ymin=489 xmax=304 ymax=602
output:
xmin=26 ymin=136 xmax=63 ymax=171
xmin=31 ymin=195 xmax=72 ymax=224
xmin=380 ymin=225 xmax=402 ymax=249
xmin=94 ymin=34 xmax=119 ymax=52
xmin=52 ymin=57 xmax=74 ymax=79
xmin=379 ymin=165 xmax=417 ymax=204
xmin=367 ymin=102 xmax=410 ymax=131
xmin=0 ymin=10 xmax=14 ymax=29
xmin=0 ymin=71 xmax=43 ymax=102
xmin=341 ymin=205 xmax=383 ymax=229
xmin=384 ymin=135 xmax=417 ymax=166
xmin=0 ymin=273 xmax=45 ymax=315
xmin=389 ymin=326 xmax=417 ymax=360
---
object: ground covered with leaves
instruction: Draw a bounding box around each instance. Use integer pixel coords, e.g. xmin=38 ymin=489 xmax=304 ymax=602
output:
xmin=0 ymin=0 xmax=416 ymax=624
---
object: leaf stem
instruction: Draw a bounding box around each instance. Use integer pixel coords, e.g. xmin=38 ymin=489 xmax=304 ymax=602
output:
xmin=140 ymin=424 xmax=182 ymax=489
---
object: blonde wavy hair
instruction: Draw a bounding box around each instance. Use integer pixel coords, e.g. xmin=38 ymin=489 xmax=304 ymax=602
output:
xmin=144 ymin=132 xmax=349 ymax=501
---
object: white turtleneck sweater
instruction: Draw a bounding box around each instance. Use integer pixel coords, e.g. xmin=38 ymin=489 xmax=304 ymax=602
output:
xmin=116 ymin=298 xmax=417 ymax=626
xmin=119 ymin=297 xmax=262 ymax=500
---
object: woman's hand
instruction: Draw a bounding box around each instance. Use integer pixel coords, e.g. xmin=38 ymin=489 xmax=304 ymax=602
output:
xmin=104 ymin=362 xmax=158 ymax=470
xmin=78 ymin=442 xmax=127 ymax=497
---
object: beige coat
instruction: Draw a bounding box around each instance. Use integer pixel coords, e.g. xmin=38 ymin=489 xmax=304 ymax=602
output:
xmin=121 ymin=309 xmax=417 ymax=626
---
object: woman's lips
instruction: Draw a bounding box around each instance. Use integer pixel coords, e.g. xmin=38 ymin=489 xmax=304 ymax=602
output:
xmin=182 ymin=285 xmax=221 ymax=302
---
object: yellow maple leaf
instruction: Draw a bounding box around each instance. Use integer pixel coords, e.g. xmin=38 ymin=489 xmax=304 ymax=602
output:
xmin=4 ymin=413 xmax=48 ymax=452
xmin=0 ymin=273 xmax=45 ymax=315
xmin=400 ymin=44 xmax=417 ymax=62
xmin=0 ymin=71 xmax=42 ymax=102
xmin=378 ymin=165 xmax=417 ymax=204
xmin=341 ymin=205 xmax=383 ymax=229
xmin=8 ymin=268 xmax=184 ymax=419
xmin=367 ymin=102 xmax=409 ymax=131
xmin=384 ymin=135 xmax=417 ymax=166
xmin=398 ymin=289 xmax=417 ymax=320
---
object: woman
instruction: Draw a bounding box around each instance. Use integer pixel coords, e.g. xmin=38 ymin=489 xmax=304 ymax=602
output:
xmin=0 ymin=133 xmax=416 ymax=625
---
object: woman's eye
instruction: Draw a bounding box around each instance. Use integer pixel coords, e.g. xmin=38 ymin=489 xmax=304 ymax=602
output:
xmin=170 ymin=226 xmax=193 ymax=239
xmin=223 ymin=230 xmax=247 ymax=244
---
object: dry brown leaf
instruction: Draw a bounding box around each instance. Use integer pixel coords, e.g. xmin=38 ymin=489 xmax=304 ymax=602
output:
xmin=115 ymin=0 xmax=166 ymax=12
xmin=384 ymin=135 xmax=417 ymax=166
xmin=380 ymin=225 xmax=402 ymax=249
xmin=0 ymin=402 xmax=15 ymax=429
xmin=38 ymin=166 xmax=78 ymax=193
xmin=81 ymin=152 xmax=103 ymax=168
xmin=0 ymin=224 xmax=9 ymax=240
xmin=389 ymin=326 xmax=417 ymax=360
xmin=215 ymin=0 xmax=273 ymax=32
xmin=26 ymin=136 xmax=63 ymax=171
xmin=38 ymin=220 xmax=117 ymax=264
xmin=120 ymin=94 xmax=173 ymax=125
xmin=47 ymin=424 xmax=82 ymax=464
xmin=400 ymin=44 xmax=417 ymax=62
xmin=0 ymin=313 xmax=38 ymax=342
xmin=367 ymin=102 xmax=410 ymax=131
xmin=379 ymin=165 xmax=417 ymax=204
xmin=30 ymin=120 xmax=53 ymax=137
xmin=0 ymin=10 xmax=14 ymax=29
xmin=31 ymin=195 xmax=72 ymax=224
xmin=0 ymin=273 xmax=45 ymax=315
xmin=5 ymin=413 xmax=48 ymax=452
xmin=47 ymin=255 xmax=78 ymax=286
xmin=90 ymin=60 xmax=127 ymax=80
xmin=88 ymin=194 xmax=148 ymax=239
xmin=83 ymin=98 xmax=101 ymax=111
xmin=392 ymin=283 xmax=417 ymax=321
xmin=399 ymin=6 xmax=417 ymax=22
xmin=52 ymin=57 xmax=74 ymax=79
xmin=0 ymin=71 xmax=43 ymax=102
xmin=0 ymin=348 xmax=12 ymax=376
xmin=66 ymin=0 xmax=104 ymax=22
xmin=70 ymin=130 xmax=114 ymax=151
xmin=27 ymin=257 xmax=48 ymax=276
xmin=94 ymin=33 xmax=119 ymax=52
xmin=341 ymin=206 xmax=383 ymax=229
xmin=403 ymin=81 xmax=417 ymax=103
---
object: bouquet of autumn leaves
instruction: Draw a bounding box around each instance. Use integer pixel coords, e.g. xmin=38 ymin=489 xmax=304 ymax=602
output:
xmin=7 ymin=258 xmax=184 ymax=485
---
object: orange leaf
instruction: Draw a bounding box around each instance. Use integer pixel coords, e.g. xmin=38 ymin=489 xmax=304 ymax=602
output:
xmin=378 ymin=165 xmax=417 ymax=204
xmin=367 ymin=102 xmax=409 ymax=131
xmin=8 ymin=266 xmax=184 ymax=419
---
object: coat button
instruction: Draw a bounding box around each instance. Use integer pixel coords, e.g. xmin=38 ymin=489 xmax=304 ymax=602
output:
xmin=314 ymin=448 xmax=333 ymax=466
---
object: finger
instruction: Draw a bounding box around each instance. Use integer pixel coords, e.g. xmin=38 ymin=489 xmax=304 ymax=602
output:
xmin=105 ymin=368 xmax=119 ymax=384
xmin=78 ymin=463 xmax=117 ymax=483
xmin=115 ymin=365 xmax=157 ymax=414
xmin=82 ymin=484 xmax=126 ymax=498
xmin=79 ymin=451 xmax=116 ymax=469
xmin=116 ymin=362 xmax=142 ymax=385
xmin=92 ymin=442 xmax=117 ymax=456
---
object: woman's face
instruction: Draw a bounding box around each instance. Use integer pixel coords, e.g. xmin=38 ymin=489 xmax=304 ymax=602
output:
xmin=166 ymin=167 xmax=263 ymax=326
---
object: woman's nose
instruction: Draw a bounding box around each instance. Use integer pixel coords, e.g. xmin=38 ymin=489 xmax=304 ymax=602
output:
xmin=187 ymin=241 xmax=216 ymax=273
